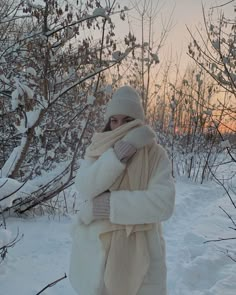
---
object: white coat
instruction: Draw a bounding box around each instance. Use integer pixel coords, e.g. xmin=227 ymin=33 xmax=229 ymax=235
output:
xmin=69 ymin=144 xmax=175 ymax=295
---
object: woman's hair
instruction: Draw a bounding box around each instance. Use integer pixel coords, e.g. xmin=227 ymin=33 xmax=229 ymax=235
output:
xmin=102 ymin=116 xmax=135 ymax=132
xmin=102 ymin=118 xmax=111 ymax=132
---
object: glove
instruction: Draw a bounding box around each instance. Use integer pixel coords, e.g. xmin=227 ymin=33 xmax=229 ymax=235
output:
xmin=93 ymin=192 xmax=110 ymax=220
xmin=122 ymin=125 xmax=156 ymax=149
xmin=114 ymin=140 xmax=137 ymax=163
xmin=77 ymin=192 xmax=111 ymax=225
xmin=77 ymin=199 xmax=93 ymax=225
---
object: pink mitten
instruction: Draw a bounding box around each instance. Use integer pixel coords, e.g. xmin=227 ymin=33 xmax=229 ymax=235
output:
xmin=114 ymin=140 xmax=137 ymax=163
xmin=93 ymin=192 xmax=111 ymax=220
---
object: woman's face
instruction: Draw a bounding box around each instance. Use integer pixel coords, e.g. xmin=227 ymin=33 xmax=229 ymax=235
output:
xmin=110 ymin=115 xmax=134 ymax=130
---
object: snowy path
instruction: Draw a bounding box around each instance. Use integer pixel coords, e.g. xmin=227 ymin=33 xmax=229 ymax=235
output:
xmin=0 ymin=216 xmax=77 ymax=295
xmin=1 ymin=178 xmax=236 ymax=295
xmin=165 ymin=178 xmax=236 ymax=295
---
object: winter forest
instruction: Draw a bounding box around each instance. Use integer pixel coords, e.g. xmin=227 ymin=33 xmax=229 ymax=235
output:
xmin=0 ymin=0 xmax=236 ymax=294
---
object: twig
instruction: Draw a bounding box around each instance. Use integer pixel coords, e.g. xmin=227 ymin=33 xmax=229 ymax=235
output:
xmin=219 ymin=249 xmax=236 ymax=262
xmin=207 ymin=163 xmax=236 ymax=209
xmin=36 ymin=273 xmax=67 ymax=295
xmin=226 ymin=251 xmax=236 ymax=262
xmin=0 ymin=180 xmax=28 ymax=203
xmin=0 ymin=179 xmax=8 ymax=189
xmin=211 ymin=114 xmax=236 ymax=164
xmin=0 ymin=228 xmax=23 ymax=263
xmin=204 ymin=237 xmax=236 ymax=243
xmin=227 ymin=254 xmax=236 ymax=262
xmin=14 ymin=182 xmax=73 ymax=214
xmin=210 ymin=0 xmax=235 ymax=10
xmin=219 ymin=205 xmax=236 ymax=228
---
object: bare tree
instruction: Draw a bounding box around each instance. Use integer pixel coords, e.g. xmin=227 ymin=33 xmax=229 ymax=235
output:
xmin=0 ymin=0 xmax=136 ymax=216
xmin=187 ymin=0 xmax=236 ymax=259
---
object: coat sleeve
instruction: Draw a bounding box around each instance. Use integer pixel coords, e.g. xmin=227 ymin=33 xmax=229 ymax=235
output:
xmin=110 ymin=147 xmax=175 ymax=225
xmin=74 ymin=148 xmax=126 ymax=200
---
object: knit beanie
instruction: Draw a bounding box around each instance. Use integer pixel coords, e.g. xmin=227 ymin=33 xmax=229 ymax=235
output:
xmin=105 ymin=86 xmax=145 ymax=121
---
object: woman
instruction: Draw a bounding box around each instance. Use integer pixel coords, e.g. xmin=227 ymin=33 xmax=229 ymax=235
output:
xmin=69 ymin=85 xmax=175 ymax=295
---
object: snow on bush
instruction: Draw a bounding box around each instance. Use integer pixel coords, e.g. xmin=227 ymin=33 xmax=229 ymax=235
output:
xmin=0 ymin=228 xmax=12 ymax=249
xmin=0 ymin=178 xmax=37 ymax=209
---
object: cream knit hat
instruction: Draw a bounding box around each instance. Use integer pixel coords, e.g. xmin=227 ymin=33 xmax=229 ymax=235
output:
xmin=105 ymin=86 xmax=145 ymax=121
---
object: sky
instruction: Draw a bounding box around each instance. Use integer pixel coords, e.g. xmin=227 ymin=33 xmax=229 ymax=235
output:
xmin=116 ymin=0 xmax=235 ymax=71
xmin=163 ymin=0 xmax=235 ymax=63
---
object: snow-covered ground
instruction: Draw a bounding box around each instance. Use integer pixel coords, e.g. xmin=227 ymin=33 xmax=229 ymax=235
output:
xmin=0 ymin=176 xmax=236 ymax=295
xmin=165 ymin=178 xmax=236 ymax=295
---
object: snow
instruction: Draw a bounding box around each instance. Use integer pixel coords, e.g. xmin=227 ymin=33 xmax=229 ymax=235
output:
xmin=35 ymin=126 xmax=43 ymax=137
xmin=87 ymin=95 xmax=96 ymax=105
xmin=26 ymin=0 xmax=44 ymax=9
xmin=14 ymin=109 xmax=41 ymax=133
xmin=0 ymin=177 xmax=38 ymax=209
xmin=11 ymin=80 xmax=34 ymax=110
xmin=0 ymin=174 xmax=236 ymax=294
xmin=1 ymin=148 xmax=20 ymax=177
xmin=29 ymin=159 xmax=73 ymax=189
xmin=93 ymin=7 xmax=106 ymax=17
xmin=112 ymin=50 xmax=122 ymax=60
xmin=165 ymin=178 xmax=236 ymax=295
xmin=25 ymin=67 xmax=37 ymax=77
xmin=0 ymin=228 xmax=12 ymax=248
xmin=22 ymin=84 xmax=34 ymax=99
xmin=104 ymin=84 xmax=113 ymax=95
xmin=11 ymin=88 xmax=21 ymax=111
xmin=0 ymin=74 xmax=10 ymax=84
xmin=0 ymin=137 xmax=27 ymax=177
xmin=26 ymin=109 xmax=41 ymax=127
xmin=220 ymin=139 xmax=231 ymax=149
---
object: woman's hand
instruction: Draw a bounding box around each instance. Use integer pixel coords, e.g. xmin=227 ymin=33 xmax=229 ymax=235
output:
xmin=93 ymin=191 xmax=110 ymax=219
xmin=122 ymin=125 xmax=155 ymax=149
xmin=113 ymin=140 xmax=137 ymax=163
xmin=78 ymin=192 xmax=111 ymax=225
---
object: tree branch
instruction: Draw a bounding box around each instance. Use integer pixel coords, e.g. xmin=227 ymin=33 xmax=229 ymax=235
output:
xmin=210 ymin=0 xmax=235 ymax=10
xmin=36 ymin=274 xmax=67 ymax=295
xmin=219 ymin=205 xmax=236 ymax=228
xmin=204 ymin=237 xmax=236 ymax=243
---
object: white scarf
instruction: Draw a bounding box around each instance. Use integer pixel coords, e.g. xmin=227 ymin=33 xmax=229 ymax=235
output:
xmin=86 ymin=120 xmax=160 ymax=295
